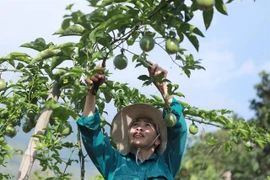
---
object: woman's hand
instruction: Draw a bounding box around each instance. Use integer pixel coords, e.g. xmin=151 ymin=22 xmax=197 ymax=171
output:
xmin=85 ymin=65 xmax=106 ymax=94
xmin=147 ymin=61 xmax=172 ymax=104
xmin=83 ymin=65 xmax=105 ymax=117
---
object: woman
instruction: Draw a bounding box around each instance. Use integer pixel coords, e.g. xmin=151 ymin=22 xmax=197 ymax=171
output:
xmin=77 ymin=62 xmax=187 ymax=179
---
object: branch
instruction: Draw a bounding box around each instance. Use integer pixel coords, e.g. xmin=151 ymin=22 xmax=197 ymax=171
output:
xmin=0 ymin=68 xmax=24 ymax=73
xmin=185 ymin=115 xmax=224 ymax=128
xmin=155 ymin=43 xmax=183 ymax=68
xmin=99 ymin=0 xmax=173 ymax=67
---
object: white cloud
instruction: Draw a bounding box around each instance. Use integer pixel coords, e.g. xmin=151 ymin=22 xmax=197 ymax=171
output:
xmin=233 ymin=59 xmax=255 ymax=77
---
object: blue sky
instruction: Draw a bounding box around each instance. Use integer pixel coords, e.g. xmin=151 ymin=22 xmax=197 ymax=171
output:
xmin=0 ymin=0 xmax=269 ymax=178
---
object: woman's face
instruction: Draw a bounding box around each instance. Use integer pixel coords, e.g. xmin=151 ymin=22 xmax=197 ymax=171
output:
xmin=129 ymin=118 xmax=160 ymax=149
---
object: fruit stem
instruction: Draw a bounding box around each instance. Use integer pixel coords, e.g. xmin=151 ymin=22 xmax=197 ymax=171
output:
xmin=185 ymin=116 xmax=223 ymax=128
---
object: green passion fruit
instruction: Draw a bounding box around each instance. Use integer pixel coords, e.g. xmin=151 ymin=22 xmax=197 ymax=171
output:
xmin=113 ymin=54 xmax=128 ymax=70
xmin=164 ymin=112 xmax=177 ymax=127
xmin=22 ymin=122 xmax=32 ymax=133
xmin=0 ymin=79 xmax=7 ymax=91
xmin=196 ymin=0 xmax=215 ymax=11
xmin=5 ymin=126 xmax=17 ymax=138
xmin=189 ymin=123 xmax=199 ymax=135
xmin=139 ymin=36 xmax=155 ymax=52
xmin=0 ymin=136 xmax=5 ymax=143
xmin=59 ymin=122 xmax=72 ymax=136
xmin=165 ymin=38 xmax=179 ymax=54
xmin=245 ymin=141 xmax=252 ymax=148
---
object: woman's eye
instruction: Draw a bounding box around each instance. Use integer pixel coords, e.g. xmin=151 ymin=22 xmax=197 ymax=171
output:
xmin=132 ymin=123 xmax=138 ymax=126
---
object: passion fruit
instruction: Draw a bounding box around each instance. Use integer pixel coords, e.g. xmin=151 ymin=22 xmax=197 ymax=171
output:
xmin=113 ymin=54 xmax=128 ymax=70
xmin=5 ymin=126 xmax=17 ymax=138
xmin=164 ymin=112 xmax=177 ymax=127
xmin=22 ymin=122 xmax=32 ymax=133
xmin=189 ymin=123 xmax=199 ymax=135
xmin=0 ymin=78 xmax=7 ymax=91
xmin=59 ymin=122 xmax=72 ymax=136
xmin=196 ymin=0 xmax=215 ymax=11
xmin=139 ymin=36 xmax=155 ymax=52
xmin=165 ymin=38 xmax=179 ymax=54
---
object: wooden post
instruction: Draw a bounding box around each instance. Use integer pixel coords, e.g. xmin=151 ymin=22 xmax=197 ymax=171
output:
xmin=222 ymin=171 xmax=232 ymax=180
xmin=17 ymin=83 xmax=61 ymax=180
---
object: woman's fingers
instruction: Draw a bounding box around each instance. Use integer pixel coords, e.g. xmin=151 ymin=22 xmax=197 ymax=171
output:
xmin=151 ymin=64 xmax=167 ymax=78
xmin=85 ymin=74 xmax=105 ymax=85
xmin=98 ymin=74 xmax=106 ymax=85
xmin=85 ymin=78 xmax=93 ymax=85
xmin=149 ymin=63 xmax=157 ymax=74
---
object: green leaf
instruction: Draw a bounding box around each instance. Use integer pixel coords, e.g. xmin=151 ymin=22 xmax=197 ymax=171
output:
xmin=215 ymin=0 xmax=228 ymax=15
xmin=32 ymin=134 xmax=46 ymax=140
xmin=215 ymin=116 xmax=227 ymax=124
xmin=220 ymin=109 xmax=233 ymax=115
xmin=20 ymin=38 xmax=49 ymax=52
xmin=182 ymin=23 xmax=205 ymax=37
xmin=45 ymin=100 xmax=62 ymax=109
xmin=89 ymin=0 xmax=99 ymax=6
xmin=16 ymin=62 xmax=25 ymax=69
xmin=206 ymin=136 xmax=217 ymax=145
xmin=62 ymin=142 xmax=74 ymax=148
xmin=53 ymin=25 xmax=85 ymax=37
xmin=127 ymin=31 xmax=140 ymax=46
xmin=226 ymin=0 xmax=234 ymax=4
xmin=0 ymin=52 xmax=31 ymax=64
xmin=50 ymin=56 xmax=67 ymax=71
xmin=203 ymin=8 xmax=214 ymax=30
xmin=66 ymin=4 xmax=74 ymax=10
xmin=71 ymin=66 xmax=83 ymax=74
xmin=103 ymin=90 xmax=112 ymax=103
xmin=184 ymin=33 xmax=199 ymax=51
xmin=225 ymin=141 xmax=232 ymax=152
xmin=4 ymin=153 xmax=12 ymax=160
xmin=61 ymin=18 xmax=71 ymax=29
xmin=174 ymin=92 xmax=185 ymax=98
xmin=30 ymin=49 xmax=61 ymax=65
xmin=254 ymin=138 xmax=265 ymax=148
xmin=182 ymin=67 xmax=191 ymax=78
xmin=190 ymin=26 xmax=204 ymax=38
xmin=142 ymin=80 xmax=152 ymax=86
xmin=238 ymin=128 xmax=249 ymax=138
xmin=138 ymin=75 xmax=150 ymax=81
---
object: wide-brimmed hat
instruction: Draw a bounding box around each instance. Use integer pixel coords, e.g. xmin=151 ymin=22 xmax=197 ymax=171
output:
xmin=111 ymin=104 xmax=167 ymax=155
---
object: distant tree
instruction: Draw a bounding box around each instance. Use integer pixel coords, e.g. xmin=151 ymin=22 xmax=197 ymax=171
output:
xmin=249 ymin=71 xmax=270 ymax=177
xmin=176 ymin=71 xmax=270 ymax=180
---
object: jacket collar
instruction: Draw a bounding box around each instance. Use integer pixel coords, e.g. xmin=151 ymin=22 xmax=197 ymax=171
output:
xmin=121 ymin=151 xmax=159 ymax=161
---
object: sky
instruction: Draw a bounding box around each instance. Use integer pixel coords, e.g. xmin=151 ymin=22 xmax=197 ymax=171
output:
xmin=0 ymin=0 xmax=269 ymax=179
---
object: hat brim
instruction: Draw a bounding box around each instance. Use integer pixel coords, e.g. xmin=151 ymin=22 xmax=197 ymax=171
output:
xmin=111 ymin=104 xmax=167 ymax=154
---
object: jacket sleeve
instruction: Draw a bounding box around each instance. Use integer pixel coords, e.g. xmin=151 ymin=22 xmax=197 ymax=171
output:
xmin=163 ymin=97 xmax=187 ymax=177
xmin=77 ymin=108 xmax=119 ymax=179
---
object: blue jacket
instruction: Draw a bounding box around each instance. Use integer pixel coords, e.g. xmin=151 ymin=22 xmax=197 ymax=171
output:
xmin=77 ymin=97 xmax=187 ymax=180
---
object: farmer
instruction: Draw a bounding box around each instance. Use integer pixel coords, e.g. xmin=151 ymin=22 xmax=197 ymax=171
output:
xmin=77 ymin=62 xmax=187 ymax=179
